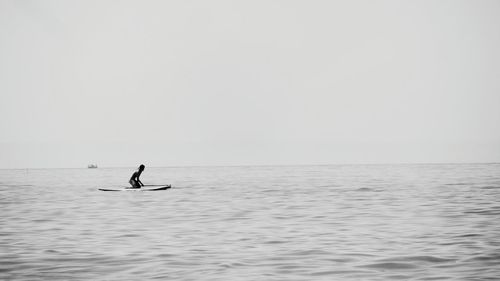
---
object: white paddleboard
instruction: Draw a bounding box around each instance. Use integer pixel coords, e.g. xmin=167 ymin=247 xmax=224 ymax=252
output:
xmin=98 ymin=185 xmax=171 ymax=191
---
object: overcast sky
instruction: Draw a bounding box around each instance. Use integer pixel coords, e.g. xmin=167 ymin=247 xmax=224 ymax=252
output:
xmin=1 ymin=0 xmax=499 ymax=168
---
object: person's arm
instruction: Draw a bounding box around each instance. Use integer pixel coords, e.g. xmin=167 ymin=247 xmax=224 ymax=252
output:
xmin=137 ymin=172 xmax=144 ymax=186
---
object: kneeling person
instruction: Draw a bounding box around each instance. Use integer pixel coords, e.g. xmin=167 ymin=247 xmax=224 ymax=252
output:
xmin=129 ymin=164 xmax=145 ymax=188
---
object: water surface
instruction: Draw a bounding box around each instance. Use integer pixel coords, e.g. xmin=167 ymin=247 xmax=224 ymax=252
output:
xmin=1 ymin=164 xmax=499 ymax=280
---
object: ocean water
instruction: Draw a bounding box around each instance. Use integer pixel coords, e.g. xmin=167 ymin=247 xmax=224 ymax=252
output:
xmin=1 ymin=164 xmax=499 ymax=280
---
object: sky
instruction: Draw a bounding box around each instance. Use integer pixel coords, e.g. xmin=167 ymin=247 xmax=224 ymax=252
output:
xmin=1 ymin=0 xmax=499 ymax=168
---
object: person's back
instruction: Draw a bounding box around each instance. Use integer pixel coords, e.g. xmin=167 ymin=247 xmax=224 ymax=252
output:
xmin=129 ymin=164 xmax=145 ymax=188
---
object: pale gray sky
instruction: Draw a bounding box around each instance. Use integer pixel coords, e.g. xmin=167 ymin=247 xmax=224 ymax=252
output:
xmin=1 ymin=0 xmax=499 ymax=168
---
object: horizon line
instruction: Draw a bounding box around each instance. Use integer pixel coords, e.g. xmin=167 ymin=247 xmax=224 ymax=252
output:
xmin=1 ymin=161 xmax=499 ymax=170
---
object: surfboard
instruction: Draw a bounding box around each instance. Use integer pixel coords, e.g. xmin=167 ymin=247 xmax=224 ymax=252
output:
xmin=98 ymin=185 xmax=171 ymax=191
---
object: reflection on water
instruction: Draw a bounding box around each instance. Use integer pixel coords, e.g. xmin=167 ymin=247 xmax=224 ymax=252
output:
xmin=1 ymin=164 xmax=500 ymax=280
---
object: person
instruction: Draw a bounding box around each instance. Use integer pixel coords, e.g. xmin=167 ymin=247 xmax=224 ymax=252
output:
xmin=129 ymin=164 xmax=145 ymax=188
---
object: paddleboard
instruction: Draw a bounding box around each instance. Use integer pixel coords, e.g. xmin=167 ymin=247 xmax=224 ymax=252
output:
xmin=98 ymin=185 xmax=171 ymax=191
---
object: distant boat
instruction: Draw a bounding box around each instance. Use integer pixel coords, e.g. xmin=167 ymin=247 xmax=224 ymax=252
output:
xmin=88 ymin=164 xmax=98 ymax=169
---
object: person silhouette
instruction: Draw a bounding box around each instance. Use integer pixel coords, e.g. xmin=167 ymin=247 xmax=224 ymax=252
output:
xmin=129 ymin=164 xmax=145 ymax=188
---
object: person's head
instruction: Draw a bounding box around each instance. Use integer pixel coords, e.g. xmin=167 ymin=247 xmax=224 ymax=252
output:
xmin=139 ymin=164 xmax=145 ymax=171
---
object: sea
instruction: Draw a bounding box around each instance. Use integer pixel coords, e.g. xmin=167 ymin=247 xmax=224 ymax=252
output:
xmin=1 ymin=164 xmax=499 ymax=280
